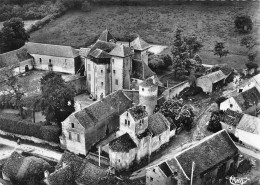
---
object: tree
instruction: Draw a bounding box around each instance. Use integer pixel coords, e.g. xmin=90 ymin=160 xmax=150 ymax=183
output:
xmin=213 ymin=42 xmax=229 ymax=58
xmin=40 ymin=72 xmax=76 ymax=125
xmin=245 ymin=62 xmax=258 ymax=71
xmin=0 ymin=67 xmax=25 ymax=118
xmin=207 ymin=111 xmax=222 ymax=133
xmin=161 ymin=54 xmax=172 ymax=68
xmin=240 ymin=35 xmax=258 ymax=50
xmin=0 ymin=17 xmax=29 ymax=53
xmin=81 ymin=1 xmax=91 ymax=12
xmin=234 ymin=15 xmax=253 ymax=34
xmin=248 ymin=51 xmax=258 ymax=62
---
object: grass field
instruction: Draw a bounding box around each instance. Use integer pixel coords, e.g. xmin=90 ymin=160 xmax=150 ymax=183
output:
xmin=29 ymin=4 xmax=260 ymax=69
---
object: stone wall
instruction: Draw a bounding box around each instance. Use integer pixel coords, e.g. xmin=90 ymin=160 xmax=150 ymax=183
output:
xmin=161 ymin=80 xmax=190 ymax=100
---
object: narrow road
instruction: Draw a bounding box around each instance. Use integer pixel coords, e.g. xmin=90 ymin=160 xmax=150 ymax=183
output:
xmin=0 ymin=137 xmax=62 ymax=161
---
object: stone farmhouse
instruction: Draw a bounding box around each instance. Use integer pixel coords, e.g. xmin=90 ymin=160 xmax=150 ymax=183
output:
xmin=220 ymin=86 xmax=260 ymax=115
xmin=108 ymin=106 xmax=176 ymax=171
xmin=220 ymin=109 xmax=260 ymax=151
xmin=146 ymin=130 xmax=239 ymax=185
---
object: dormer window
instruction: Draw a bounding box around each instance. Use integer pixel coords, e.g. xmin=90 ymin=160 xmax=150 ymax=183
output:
xmin=71 ymin=123 xmax=74 ymax=128
xmin=113 ymin=70 xmax=116 ymax=74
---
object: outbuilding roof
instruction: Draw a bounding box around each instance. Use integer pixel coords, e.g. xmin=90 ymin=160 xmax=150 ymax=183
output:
xmin=0 ymin=48 xmax=32 ymax=68
xmin=24 ymin=42 xmax=79 ymax=58
xmin=198 ymin=70 xmax=226 ymax=84
xmin=109 ymin=44 xmax=133 ymax=58
xmin=131 ymin=37 xmax=151 ymax=51
xmin=237 ymin=114 xmax=260 ymax=135
xmin=148 ymin=112 xmax=169 ymax=136
xmin=175 ymin=130 xmax=238 ymax=178
xmin=109 ymin=133 xmax=137 ymax=152
xmin=222 ymin=109 xmax=244 ymax=127
xmin=98 ymin=29 xmax=117 ymax=43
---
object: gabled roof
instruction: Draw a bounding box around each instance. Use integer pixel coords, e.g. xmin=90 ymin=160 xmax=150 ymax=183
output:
xmin=89 ymin=48 xmax=111 ymax=59
xmin=131 ymin=37 xmax=151 ymax=51
xmin=249 ymin=73 xmax=260 ymax=89
xmin=79 ymin=47 xmax=91 ymax=58
xmin=89 ymin=40 xmax=117 ymax=54
xmin=47 ymin=164 xmax=73 ymax=185
xmin=148 ymin=112 xmax=169 ymax=136
xmin=131 ymin=59 xmax=156 ymax=80
xmin=233 ymin=87 xmax=260 ymax=111
xmin=109 ymin=44 xmax=133 ymax=58
xmin=24 ymin=42 xmax=79 ymax=58
xmin=222 ymin=109 xmax=244 ymax=127
xmin=109 ymin=133 xmax=137 ymax=152
xmin=198 ymin=70 xmax=226 ymax=84
xmin=237 ymin=114 xmax=260 ymax=135
xmin=128 ymin=105 xmax=148 ymax=121
xmin=98 ymin=29 xmax=117 ymax=42
xmin=0 ymin=48 xmax=32 ymax=68
xmin=71 ymin=90 xmax=132 ymax=129
xmin=175 ymin=130 xmax=238 ymax=178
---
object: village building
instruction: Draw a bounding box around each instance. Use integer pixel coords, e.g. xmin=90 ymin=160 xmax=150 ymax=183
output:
xmin=60 ymin=90 xmax=133 ymax=155
xmin=196 ymin=70 xmax=227 ymax=94
xmin=220 ymin=86 xmax=260 ymax=115
xmin=108 ymin=105 xmax=174 ymax=171
xmin=146 ymin=130 xmax=239 ymax=185
xmin=23 ymin=42 xmax=81 ymax=74
xmin=0 ymin=48 xmax=34 ymax=75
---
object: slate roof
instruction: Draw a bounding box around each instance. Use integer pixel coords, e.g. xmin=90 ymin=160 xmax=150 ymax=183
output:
xmin=148 ymin=112 xmax=169 ymax=136
xmin=109 ymin=44 xmax=133 ymax=58
xmin=98 ymin=29 xmax=117 ymax=42
xmin=198 ymin=70 xmax=226 ymax=84
xmin=79 ymin=47 xmax=91 ymax=58
xmin=131 ymin=59 xmax=155 ymax=80
xmin=72 ymin=90 xmax=132 ymax=129
xmin=89 ymin=48 xmax=111 ymax=59
xmin=175 ymin=130 xmax=238 ymax=177
xmin=122 ymin=90 xmax=139 ymax=105
xmin=89 ymin=40 xmax=117 ymax=54
xmin=109 ymin=133 xmax=137 ymax=152
xmin=131 ymin=37 xmax=151 ymax=51
xmin=237 ymin=114 xmax=260 ymax=135
xmin=24 ymin=42 xmax=79 ymax=58
xmin=158 ymin=162 xmax=172 ymax=177
xmin=128 ymin=105 xmax=148 ymax=121
xmin=233 ymin=87 xmax=260 ymax=111
xmin=222 ymin=109 xmax=244 ymax=127
xmin=0 ymin=48 xmax=32 ymax=68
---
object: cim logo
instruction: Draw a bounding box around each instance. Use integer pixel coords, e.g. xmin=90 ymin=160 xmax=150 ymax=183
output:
xmin=229 ymin=176 xmax=250 ymax=185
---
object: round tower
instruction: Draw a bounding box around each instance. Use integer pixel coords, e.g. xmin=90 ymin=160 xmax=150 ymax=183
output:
xmin=139 ymin=78 xmax=158 ymax=116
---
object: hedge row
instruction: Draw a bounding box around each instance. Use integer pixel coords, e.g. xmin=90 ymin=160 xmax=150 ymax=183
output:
xmin=0 ymin=115 xmax=60 ymax=143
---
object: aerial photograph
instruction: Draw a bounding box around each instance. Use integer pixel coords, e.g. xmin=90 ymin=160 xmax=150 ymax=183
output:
xmin=0 ymin=0 xmax=259 ymax=184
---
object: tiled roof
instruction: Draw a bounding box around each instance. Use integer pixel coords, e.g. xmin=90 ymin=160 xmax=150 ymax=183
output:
xmin=98 ymin=29 xmax=117 ymax=42
xmin=109 ymin=45 xmax=133 ymax=58
xmin=175 ymin=130 xmax=238 ymax=177
xmin=131 ymin=37 xmax=150 ymax=51
xmin=166 ymin=157 xmax=188 ymax=181
xmin=198 ymin=70 xmax=226 ymax=83
xmin=109 ymin=133 xmax=137 ymax=152
xmin=131 ymin=59 xmax=155 ymax=80
xmin=89 ymin=40 xmax=117 ymax=54
xmin=72 ymin=90 xmax=132 ymax=129
xmin=158 ymin=162 xmax=172 ymax=177
xmin=24 ymin=42 xmax=79 ymax=58
xmin=79 ymin=47 xmax=91 ymax=58
xmin=122 ymin=90 xmax=139 ymax=105
xmin=222 ymin=109 xmax=244 ymax=127
xmin=128 ymin=105 xmax=148 ymax=121
xmin=237 ymin=114 xmax=260 ymax=135
xmin=148 ymin=112 xmax=169 ymax=136
xmin=89 ymin=48 xmax=111 ymax=59
xmin=47 ymin=164 xmax=73 ymax=185
xmin=233 ymin=87 xmax=260 ymax=111
xmin=0 ymin=48 xmax=32 ymax=68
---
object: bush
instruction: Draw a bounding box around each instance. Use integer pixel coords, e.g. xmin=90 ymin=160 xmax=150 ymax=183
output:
xmin=0 ymin=114 xmax=60 ymax=143
xmin=245 ymin=62 xmax=258 ymax=70
xmin=207 ymin=111 xmax=222 ymax=133
xmin=234 ymin=15 xmax=253 ymax=34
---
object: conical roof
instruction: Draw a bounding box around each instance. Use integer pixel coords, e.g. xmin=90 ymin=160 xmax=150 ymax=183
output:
xmin=98 ymin=29 xmax=117 ymax=43
xmin=109 ymin=45 xmax=133 ymax=58
xmin=131 ymin=37 xmax=151 ymax=51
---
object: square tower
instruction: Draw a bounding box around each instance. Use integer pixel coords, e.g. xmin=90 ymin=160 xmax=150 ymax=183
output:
xmin=131 ymin=37 xmax=151 ymax=65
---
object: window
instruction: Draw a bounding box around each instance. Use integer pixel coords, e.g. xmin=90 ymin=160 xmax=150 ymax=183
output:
xmin=49 ymin=59 xmax=52 ymax=64
xmin=88 ymin=74 xmax=91 ymax=80
xmin=159 ymin=135 xmax=161 ymax=142
xmin=88 ymin=64 xmax=90 ymax=71
xmin=230 ymin=104 xmax=233 ymax=108
xmin=101 ymin=82 xmax=103 ymax=86
xmin=112 ymin=59 xmax=114 ymax=63
xmin=153 ymin=169 xmax=155 ymax=172
xmin=125 ymin=119 xmax=127 ymax=125
xmin=101 ymin=70 xmax=103 ymax=73
xmin=113 ymin=70 xmax=116 ymax=74
xmin=150 ymin=177 xmax=153 ymax=182
xmin=118 ymin=159 xmax=120 ymax=162
xmin=39 ymin=58 xmax=42 ymax=63
xmin=142 ymin=88 xmax=144 ymax=91
xmin=128 ymin=120 xmax=130 ymax=126
xmin=69 ymin=132 xmax=72 ymax=140
xmin=126 ymin=113 xmax=128 ymax=116
xmin=77 ymin=134 xmax=80 ymax=142
xmin=71 ymin=123 xmax=74 ymax=128
xmin=115 ymin=79 xmax=118 ymax=85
